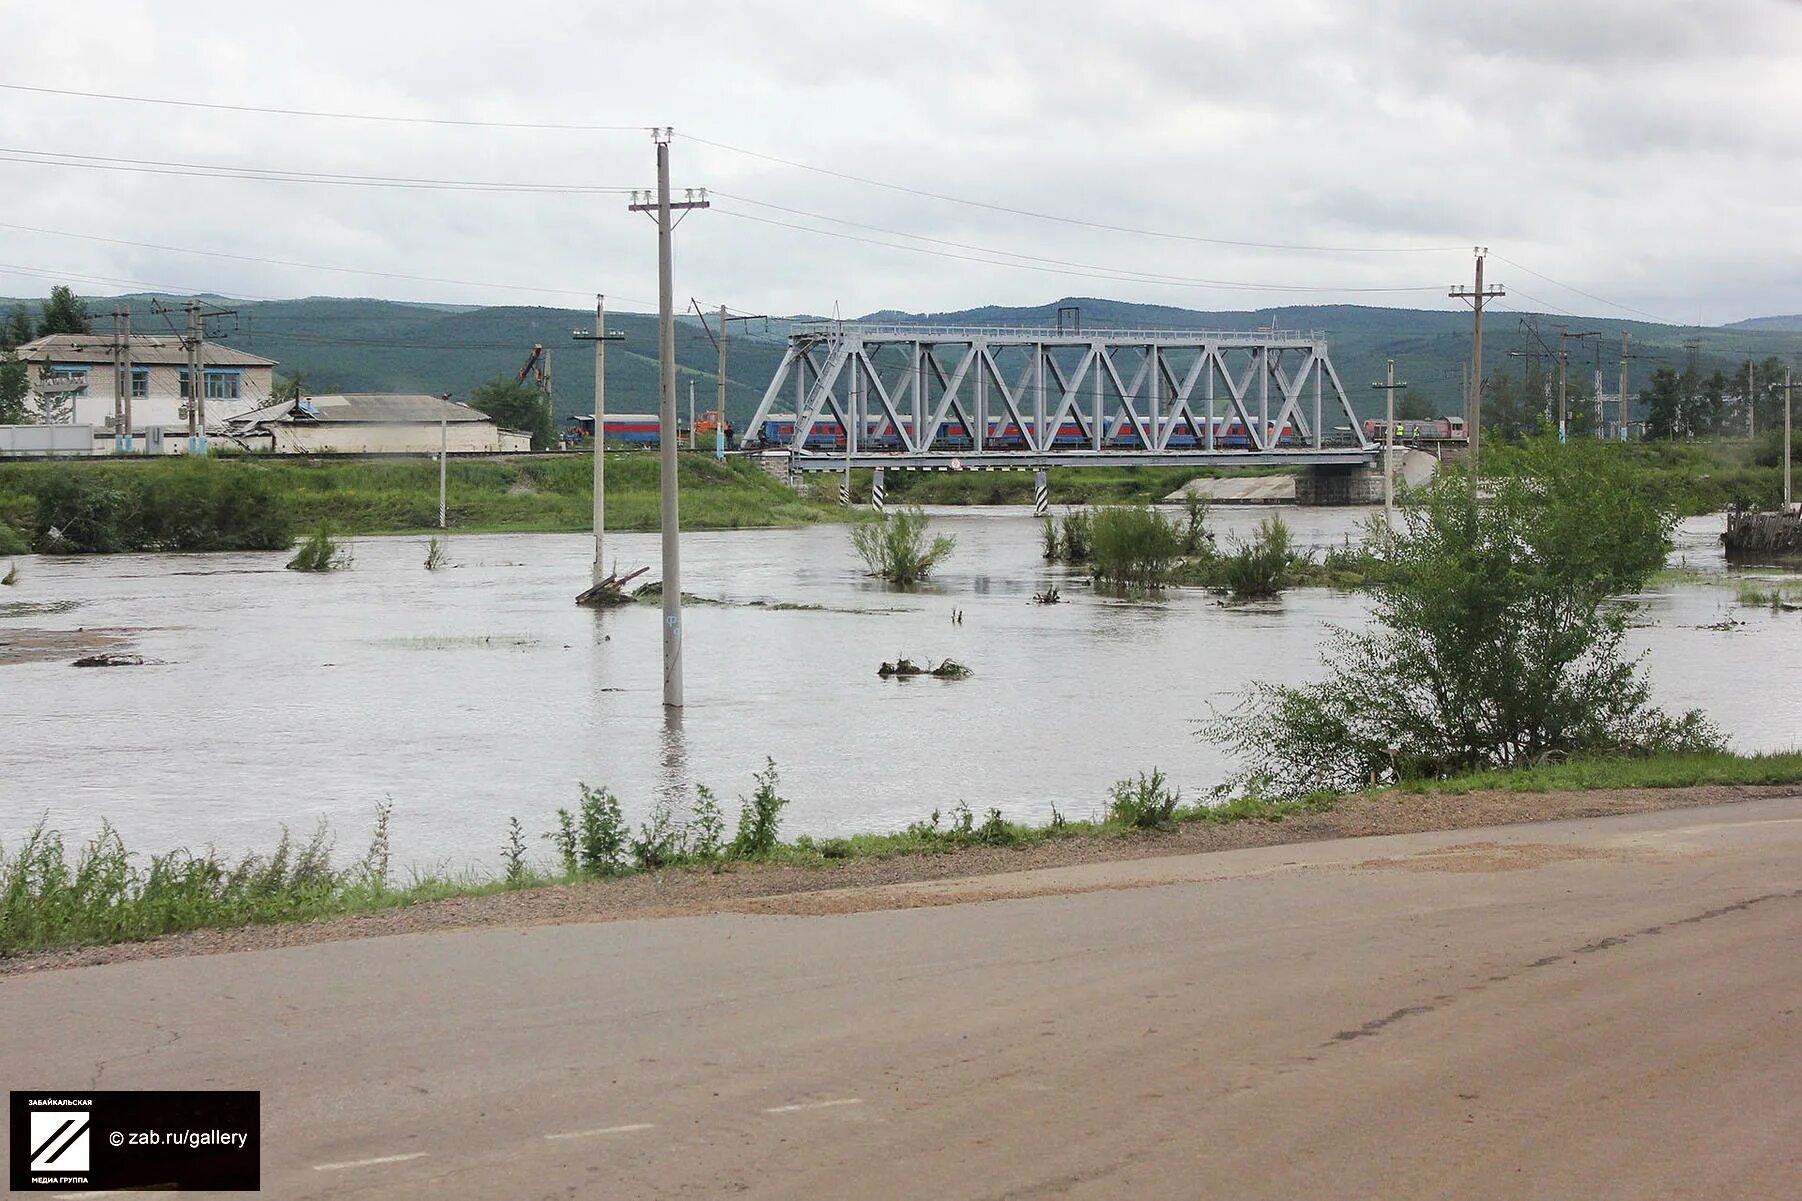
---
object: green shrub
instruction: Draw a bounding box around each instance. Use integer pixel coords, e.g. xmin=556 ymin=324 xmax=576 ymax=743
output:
xmin=849 ymin=506 xmax=956 ymax=583
xmin=1108 ymin=768 xmax=1181 ymax=828
xmin=286 ymin=527 xmax=351 ymax=572
xmin=1217 ymin=514 xmax=1298 ymax=599
xmin=1055 ymin=508 xmax=1093 ymax=562
xmin=1089 ymin=505 xmax=1182 ymax=589
xmin=730 ymin=758 xmax=788 ymax=858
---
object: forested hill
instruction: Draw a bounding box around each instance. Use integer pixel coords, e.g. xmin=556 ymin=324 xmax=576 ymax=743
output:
xmin=10 ymin=293 xmax=1797 ymax=430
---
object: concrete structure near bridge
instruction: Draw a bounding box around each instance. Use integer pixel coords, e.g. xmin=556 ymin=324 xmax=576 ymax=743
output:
xmin=222 ymin=394 xmax=532 ymax=455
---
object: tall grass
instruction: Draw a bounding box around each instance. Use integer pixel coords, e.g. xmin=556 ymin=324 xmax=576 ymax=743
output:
xmin=7 ymin=749 xmax=1801 ymax=956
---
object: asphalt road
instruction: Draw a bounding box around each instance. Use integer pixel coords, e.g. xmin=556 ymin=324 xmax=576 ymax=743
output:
xmin=6 ymin=799 xmax=1800 ymax=1199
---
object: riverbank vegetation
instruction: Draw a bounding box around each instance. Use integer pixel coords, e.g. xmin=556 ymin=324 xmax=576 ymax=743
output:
xmin=1207 ymin=436 xmax=1723 ymax=797
xmin=0 ymin=454 xmax=838 ymax=554
xmin=8 ymin=746 xmax=1801 ymax=957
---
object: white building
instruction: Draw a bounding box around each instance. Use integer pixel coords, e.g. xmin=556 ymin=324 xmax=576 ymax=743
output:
xmin=12 ymin=333 xmax=277 ymax=444
xmin=222 ymin=394 xmax=533 ymax=454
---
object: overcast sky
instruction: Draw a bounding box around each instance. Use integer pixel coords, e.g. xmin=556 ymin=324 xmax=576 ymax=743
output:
xmin=3 ymin=0 xmax=1798 ymax=326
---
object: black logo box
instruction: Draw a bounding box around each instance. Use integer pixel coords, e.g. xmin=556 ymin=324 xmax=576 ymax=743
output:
xmin=11 ymin=1090 xmax=260 ymax=1192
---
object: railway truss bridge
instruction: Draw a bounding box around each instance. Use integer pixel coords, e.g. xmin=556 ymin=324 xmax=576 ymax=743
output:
xmin=745 ymin=323 xmax=1377 ymax=472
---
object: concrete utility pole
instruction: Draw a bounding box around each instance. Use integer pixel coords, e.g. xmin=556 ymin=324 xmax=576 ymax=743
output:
xmin=1785 ymin=369 xmax=1794 ymax=509
xmin=573 ymin=296 xmax=626 ymax=588
xmin=1450 ymin=248 xmax=1504 ymax=500
xmin=629 ymin=129 xmax=708 ymax=708
xmin=693 ymin=300 xmax=767 ymax=464
xmin=1371 ymin=360 xmax=1407 ymax=525
xmin=1555 ymin=327 xmax=1600 ymax=442
xmin=437 ymin=393 xmax=449 ymax=529
xmin=716 ymin=304 xmax=728 ymax=462
xmin=689 ymin=380 xmax=696 ymax=450
xmin=1748 ymin=359 xmax=1756 ymax=438
xmin=1619 ymin=331 xmax=1630 ymax=441
xmin=185 ymin=301 xmax=206 ymax=456
xmin=110 ymin=308 xmax=130 ymax=454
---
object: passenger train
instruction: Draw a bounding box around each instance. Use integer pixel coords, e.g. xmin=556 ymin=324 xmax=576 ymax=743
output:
xmin=751 ymin=414 xmax=1295 ymax=451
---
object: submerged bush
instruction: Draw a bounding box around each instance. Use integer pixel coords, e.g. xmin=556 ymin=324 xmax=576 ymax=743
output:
xmin=1089 ymin=505 xmax=1182 ymax=589
xmin=850 ymin=506 xmax=956 ymax=583
xmin=286 ymin=526 xmax=352 ymax=572
xmin=1216 ymin=514 xmax=1299 ymax=600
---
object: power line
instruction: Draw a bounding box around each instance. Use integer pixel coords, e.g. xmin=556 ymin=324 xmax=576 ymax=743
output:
xmin=0 ymin=220 xmax=648 ymax=304
xmin=714 ymin=192 xmax=1444 ymax=295
xmin=685 ymin=133 xmax=1466 ymax=256
xmin=0 ymin=146 xmax=638 ymax=194
xmin=1490 ymin=254 xmax=1674 ymax=325
xmin=0 ymin=82 xmax=650 ymax=132
xmin=710 ymin=206 xmax=1447 ymax=297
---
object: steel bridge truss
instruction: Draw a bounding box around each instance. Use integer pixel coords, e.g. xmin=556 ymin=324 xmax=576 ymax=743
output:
xmin=747 ymin=324 xmax=1374 ymax=470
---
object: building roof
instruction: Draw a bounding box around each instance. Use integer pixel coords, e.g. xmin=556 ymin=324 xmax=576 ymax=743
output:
xmin=13 ymin=333 xmax=276 ymax=368
xmin=226 ymin=394 xmax=495 ymax=428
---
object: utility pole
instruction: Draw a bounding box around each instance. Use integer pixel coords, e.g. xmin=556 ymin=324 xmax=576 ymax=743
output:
xmin=1619 ymin=331 xmax=1630 ymax=441
xmin=1555 ymin=327 xmax=1600 ymax=441
xmin=110 ymin=308 xmax=130 ymax=454
xmin=1370 ymin=360 xmax=1408 ymax=525
xmin=1748 ymin=359 xmax=1756 ymax=438
xmin=185 ymin=301 xmax=205 ymax=456
xmin=438 ymin=392 xmax=449 ymax=529
xmin=693 ymin=300 xmax=767 ymax=464
xmin=688 ymin=379 xmax=696 ymax=450
xmin=716 ymin=304 xmax=729 ymax=462
xmin=573 ymin=295 xmax=626 ymax=588
xmin=1784 ymin=369 xmax=1794 ymax=509
xmin=1449 ymin=248 xmax=1504 ymax=499
xmin=629 ymin=129 xmax=708 ymax=708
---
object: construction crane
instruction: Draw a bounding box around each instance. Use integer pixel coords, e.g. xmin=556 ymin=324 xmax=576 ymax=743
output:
xmin=516 ymin=344 xmax=550 ymax=392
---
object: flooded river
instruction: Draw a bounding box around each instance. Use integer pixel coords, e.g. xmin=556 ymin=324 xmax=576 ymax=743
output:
xmin=2 ymin=507 xmax=1798 ymax=871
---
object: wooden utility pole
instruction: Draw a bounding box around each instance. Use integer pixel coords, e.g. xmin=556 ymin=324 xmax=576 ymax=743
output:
xmin=1618 ymin=331 xmax=1630 ymax=441
xmin=629 ymin=129 xmax=708 ymax=708
xmin=1370 ymin=360 xmax=1408 ymax=525
xmin=573 ymin=296 xmax=626 ymax=590
xmin=1449 ymin=248 xmax=1503 ymax=499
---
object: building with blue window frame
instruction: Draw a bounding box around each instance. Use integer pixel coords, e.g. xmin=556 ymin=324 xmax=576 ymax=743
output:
xmin=13 ymin=332 xmax=276 ymax=447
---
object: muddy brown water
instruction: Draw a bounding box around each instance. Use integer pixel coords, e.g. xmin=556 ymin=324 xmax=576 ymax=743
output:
xmin=1 ymin=508 xmax=1796 ymax=870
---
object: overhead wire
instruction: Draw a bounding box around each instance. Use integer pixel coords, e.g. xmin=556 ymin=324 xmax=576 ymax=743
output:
xmin=0 ymin=146 xmax=638 ymax=194
xmin=710 ymin=206 xmax=1446 ymax=297
xmin=0 ymin=82 xmax=650 ymax=132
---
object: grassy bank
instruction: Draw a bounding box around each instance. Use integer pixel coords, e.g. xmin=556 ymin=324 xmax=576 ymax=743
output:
xmin=0 ymin=453 xmax=838 ymax=552
xmin=6 ymin=749 xmax=1798 ymax=957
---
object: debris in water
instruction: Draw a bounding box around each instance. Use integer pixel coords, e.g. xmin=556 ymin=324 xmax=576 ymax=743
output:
xmin=879 ymin=656 xmax=972 ymax=680
xmin=1032 ymin=587 xmax=1061 ymax=605
xmin=72 ymin=653 xmax=150 ymax=667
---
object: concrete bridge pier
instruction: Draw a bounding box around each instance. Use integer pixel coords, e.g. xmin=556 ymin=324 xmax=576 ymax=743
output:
xmin=1295 ymin=448 xmax=1439 ymax=506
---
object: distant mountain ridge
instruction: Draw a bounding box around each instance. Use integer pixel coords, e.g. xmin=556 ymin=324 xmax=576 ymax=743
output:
xmin=7 ymin=292 xmax=1797 ymax=429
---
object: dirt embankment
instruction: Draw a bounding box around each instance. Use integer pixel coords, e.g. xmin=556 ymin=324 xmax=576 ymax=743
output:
xmin=4 ymin=783 xmax=1795 ymax=976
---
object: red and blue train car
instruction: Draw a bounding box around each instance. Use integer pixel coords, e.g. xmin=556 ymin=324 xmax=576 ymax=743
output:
xmin=757 ymin=414 xmax=1294 ymax=451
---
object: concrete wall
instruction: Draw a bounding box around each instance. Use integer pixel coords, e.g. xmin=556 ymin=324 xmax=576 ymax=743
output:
xmin=1295 ymin=449 xmax=1437 ymax=505
xmin=268 ymin=422 xmax=524 ymax=455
